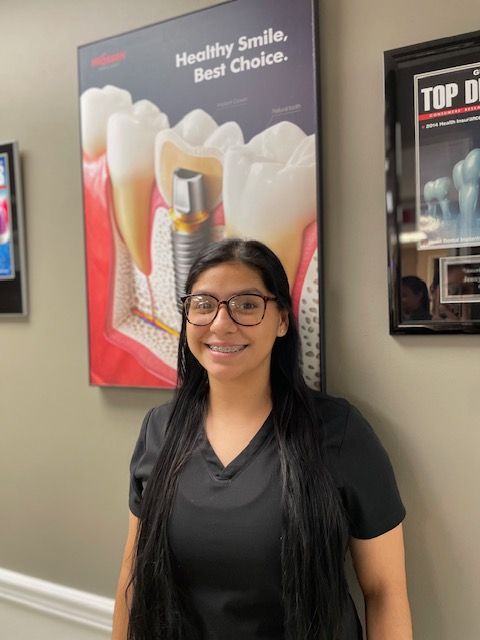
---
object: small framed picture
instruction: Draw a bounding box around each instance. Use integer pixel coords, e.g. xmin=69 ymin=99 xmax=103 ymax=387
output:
xmin=385 ymin=31 xmax=480 ymax=333
xmin=0 ymin=141 xmax=27 ymax=316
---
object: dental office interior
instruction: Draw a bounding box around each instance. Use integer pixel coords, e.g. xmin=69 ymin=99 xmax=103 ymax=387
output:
xmin=1 ymin=0 xmax=479 ymax=638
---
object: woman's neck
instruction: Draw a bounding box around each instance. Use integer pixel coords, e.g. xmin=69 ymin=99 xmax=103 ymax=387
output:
xmin=207 ymin=377 xmax=272 ymax=429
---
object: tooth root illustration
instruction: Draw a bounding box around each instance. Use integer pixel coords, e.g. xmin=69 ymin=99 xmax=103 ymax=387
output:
xmin=223 ymin=121 xmax=317 ymax=287
xmin=107 ymin=100 xmax=170 ymax=275
xmin=155 ymin=109 xmax=244 ymax=213
xmin=452 ymin=160 xmax=464 ymax=191
xmin=80 ymin=85 xmax=132 ymax=160
xmin=423 ymin=181 xmax=438 ymax=218
xmin=459 ymin=148 xmax=480 ymax=236
xmin=169 ymin=169 xmax=210 ymax=311
xmin=432 ymin=177 xmax=452 ymax=221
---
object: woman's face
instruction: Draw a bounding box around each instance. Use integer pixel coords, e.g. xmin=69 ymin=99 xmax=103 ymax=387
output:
xmin=185 ymin=261 xmax=288 ymax=386
xmin=401 ymin=285 xmax=423 ymax=313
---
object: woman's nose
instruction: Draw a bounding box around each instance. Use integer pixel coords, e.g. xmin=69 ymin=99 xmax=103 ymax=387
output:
xmin=210 ymin=303 xmax=236 ymax=331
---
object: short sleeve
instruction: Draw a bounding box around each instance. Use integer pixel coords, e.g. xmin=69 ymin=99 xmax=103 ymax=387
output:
xmin=128 ymin=403 xmax=173 ymax=517
xmin=129 ymin=409 xmax=153 ymax=517
xmin=334 ymin=405 xmax=406 ymax=539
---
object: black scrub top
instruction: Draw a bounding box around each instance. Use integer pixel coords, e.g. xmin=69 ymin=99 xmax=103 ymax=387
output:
xmin=129 ymin=392 xmax=406 ymax=640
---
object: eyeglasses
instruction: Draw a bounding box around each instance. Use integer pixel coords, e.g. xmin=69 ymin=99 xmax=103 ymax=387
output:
xmin=181 ymin=293 xmax=278 ymax=326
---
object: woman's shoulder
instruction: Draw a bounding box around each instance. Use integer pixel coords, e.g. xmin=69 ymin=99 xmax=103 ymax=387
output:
xmin=307 ymin=389 xmax=381 ymax=454
xmin=308 ymin=390 xmax=406 ymax=537
xmin=142 ymin=400 xmax=175 ymax=449
xmin=307 ymin=389 xmax=352 ymax=449
xmin=308 ymin=389 xmax=351 ymax=421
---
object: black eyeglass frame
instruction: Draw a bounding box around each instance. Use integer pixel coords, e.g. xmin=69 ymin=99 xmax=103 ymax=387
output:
xmin=180 ymin=293 xmax=278 ymax=326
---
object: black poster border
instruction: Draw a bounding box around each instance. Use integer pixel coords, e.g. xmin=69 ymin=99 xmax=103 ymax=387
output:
xmin=77 ymin=0 xmax=325 ymax=389
xmin=385 ymin=30 xmax=480 ymax=334
xmin=0 ymin=141 xmax=28 ymax=317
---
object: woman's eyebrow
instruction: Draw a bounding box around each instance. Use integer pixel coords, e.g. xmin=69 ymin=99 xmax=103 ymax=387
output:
xmin=189 ymin=288 xmax=264 ymax=297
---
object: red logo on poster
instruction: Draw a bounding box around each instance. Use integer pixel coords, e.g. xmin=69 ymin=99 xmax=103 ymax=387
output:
xmin=91 ymin=51 xmax=127 ymax=68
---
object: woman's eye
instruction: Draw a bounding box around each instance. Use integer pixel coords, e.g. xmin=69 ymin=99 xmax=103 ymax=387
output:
xmin=192 ymin=297 xmax=215 ymax=312
xmin=233 ymin=296 xmax=261 ymax=312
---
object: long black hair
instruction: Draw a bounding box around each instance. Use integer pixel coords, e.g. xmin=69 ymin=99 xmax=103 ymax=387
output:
xmin=401 ymin=275 xmax=431 ymax=319
xmin=128 ymin=239 xmax=349 ymax=640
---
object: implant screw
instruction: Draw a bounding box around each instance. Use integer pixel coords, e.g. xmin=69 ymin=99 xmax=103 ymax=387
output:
xmin=170 ymin=168 xmax=210 ymax=313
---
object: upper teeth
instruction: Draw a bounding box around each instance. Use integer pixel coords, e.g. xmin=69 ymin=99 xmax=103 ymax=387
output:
xmin=80 ymin=85 xmax=132 ymax=160
xmin=223 ymin=121 xmax=316 ymax=286
xmin=106 ymin=100 xmax=170 ymax=274
xmin=155 ymin=109 xmax=244 ymax=211
xmin=209 ymin=345 xmax=245 ymax=352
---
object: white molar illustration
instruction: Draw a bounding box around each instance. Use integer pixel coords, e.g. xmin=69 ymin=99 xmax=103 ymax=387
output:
xmin=105 ymin=99 xmax=182 ymax=367
xmin=432 ymin=177 xmax=453 ymax=221
xmin=80 ymin=85 xmax=132 ymax=160
xmin=423 ymin=180 xmax=437 ymax=218
xmin=421 ymin=176 xmax=454 ymax=236
xmin=155 ymin=109 xmax=244 ymax=211
xmin=223 ymin=121 xmax=316 ymax=286
xmin=456 ymin=148 xmax=480 ymax=237
xmin=107 ymin=100 xmax=170 ymax=275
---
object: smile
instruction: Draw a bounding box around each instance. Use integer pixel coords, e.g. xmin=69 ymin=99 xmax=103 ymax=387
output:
xmin=207 ymin=345 xmax=246 ymax=353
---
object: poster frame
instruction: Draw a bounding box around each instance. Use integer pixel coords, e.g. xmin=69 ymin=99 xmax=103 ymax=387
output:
xmin=77 ymin=0 xmax=326 ymax=388
xmin=384 ymin=31 xmax=480 ymax=334
xmin=0 ymin=141 xmax=28 ymax=317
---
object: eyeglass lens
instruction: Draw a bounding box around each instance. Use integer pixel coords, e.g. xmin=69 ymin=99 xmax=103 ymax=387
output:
xmin=185 ymin=294 xmax=267 ymax=326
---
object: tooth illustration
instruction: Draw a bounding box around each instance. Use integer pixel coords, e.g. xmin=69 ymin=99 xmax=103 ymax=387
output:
xmin=80 ymin=85 xmax=132 ymax=160
xmin=459 ymin=148 xmax=480 ymax=236
xmin=452 ymin=160 xmax=464 ymax=191
xmin=223 ymin=121 xmax=316 ymax=286
xmin=432 ymin=177 xmax=453 ymax=221
xmin=155 ymin=109 xmax=244 ymax=211
xmin=423 ymin=181 xmax=437 ymax=218
xmin=107 ymin=100 xmax=170 ymax=274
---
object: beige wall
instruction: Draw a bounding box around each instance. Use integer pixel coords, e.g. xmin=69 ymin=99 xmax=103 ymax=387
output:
xmin=0 ymin=1 xmax=479 ymax=638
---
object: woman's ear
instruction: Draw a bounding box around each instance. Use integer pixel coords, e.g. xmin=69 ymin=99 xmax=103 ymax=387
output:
xmin=277 ymin=310 xmax=289 ymax=337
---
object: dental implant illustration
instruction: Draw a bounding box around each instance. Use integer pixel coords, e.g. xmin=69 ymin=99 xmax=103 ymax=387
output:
xmin=170 ymin=168 xmax=210 ymax=312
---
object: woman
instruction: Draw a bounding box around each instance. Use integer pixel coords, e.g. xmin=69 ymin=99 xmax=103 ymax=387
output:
xmin=112 ymin=239 xmax=412 ymax=640
xmin=401 ymin=275 xmax=431 ymax=321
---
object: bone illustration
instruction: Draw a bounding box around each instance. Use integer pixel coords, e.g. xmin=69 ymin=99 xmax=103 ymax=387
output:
xmin=223 ymin=121 xmax=316 ymax=287
xmin=80 ymin=85 xmax=132 ymax=160
xmin=107 ymin=100 xmax=169 ymax=275
xmin=155 ymin=109 xmax=244 ymax=211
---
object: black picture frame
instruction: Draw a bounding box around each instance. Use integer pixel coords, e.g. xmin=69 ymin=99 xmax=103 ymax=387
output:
xmin=0 ymin=141 xmax=27 ymax=316
xmin=385 ymin=31 xmax=480 ymax=334
xmin=77 ymin=0 xmax=325 ymax=389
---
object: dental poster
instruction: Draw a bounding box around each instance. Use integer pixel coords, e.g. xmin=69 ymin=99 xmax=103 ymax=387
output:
xmin=0 ymin=154 xmax=14 ymax=280
xmin=415 ymin=62 xmax=480 ymax=250
xmin=78 ymin=0 xmax=321 ymax=389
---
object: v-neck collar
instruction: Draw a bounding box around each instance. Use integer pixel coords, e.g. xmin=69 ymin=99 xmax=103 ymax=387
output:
xmin=199 ymin=413 xmax=273 ymax=481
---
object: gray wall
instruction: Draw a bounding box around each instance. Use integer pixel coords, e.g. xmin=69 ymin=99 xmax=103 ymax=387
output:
xmin=0 ymin=1 xmax=479 ymax=638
